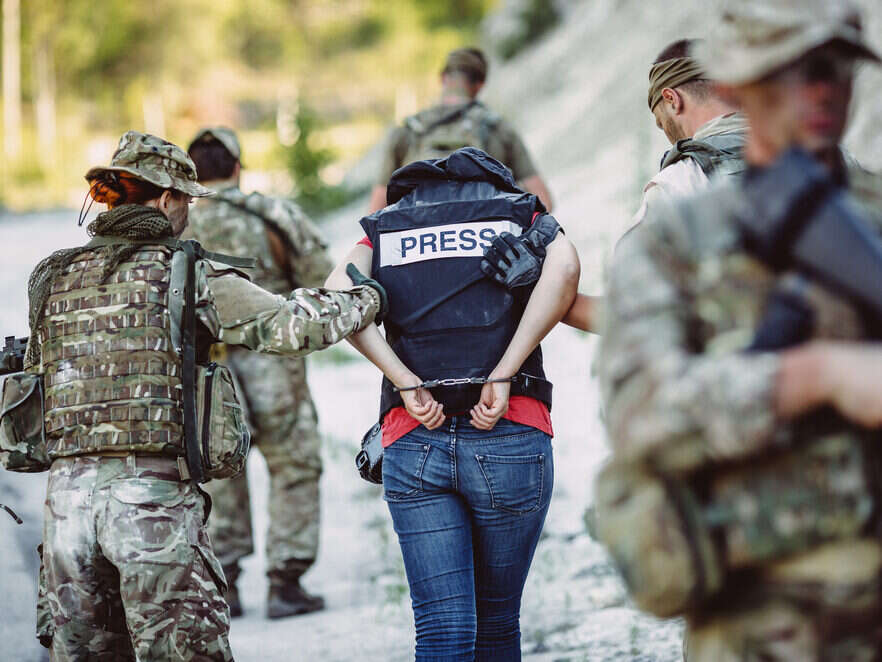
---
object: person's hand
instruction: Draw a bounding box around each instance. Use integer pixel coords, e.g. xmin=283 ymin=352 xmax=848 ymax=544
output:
xmin=480 ymin=232 xmax=543 ymax=296
xmin=818 ymin=342 xmax=882 ymax=428
xmin=470 ymin=379 xmax=511 ymax=430
xmin=396 ymin=373 xmax=445 ymax=430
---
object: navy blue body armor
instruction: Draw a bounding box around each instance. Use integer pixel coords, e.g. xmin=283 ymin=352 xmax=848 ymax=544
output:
xmin=360 ymin=148 xmax=553 ymax=419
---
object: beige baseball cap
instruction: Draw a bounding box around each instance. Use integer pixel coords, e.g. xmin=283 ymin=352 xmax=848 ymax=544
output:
xmin=188 ymin=126 xmax=242 ymax=162
xmin=695 ymin=0 xmax=880 ymax=85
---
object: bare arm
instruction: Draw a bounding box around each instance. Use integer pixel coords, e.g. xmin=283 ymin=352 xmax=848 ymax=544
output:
xmin=519 ymin=175 xmax=554 ymax=213
xmin=325 ymin=244 xmax=446 ymax=428
xmin=471 ymin=234 xmax=580 ymax=428
xmin=368 ymin=185 xmax=388 ymax=214
xmin=562 ymin=293 xmax=603 ymax=333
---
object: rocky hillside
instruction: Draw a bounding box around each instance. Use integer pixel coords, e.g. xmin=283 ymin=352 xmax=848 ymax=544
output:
xmin=480 ymin=0 xmax=882 ymax=288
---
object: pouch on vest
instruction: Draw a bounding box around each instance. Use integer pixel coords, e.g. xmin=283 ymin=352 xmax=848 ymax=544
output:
xmin=194 ymin=362 xmax=250 ymax=480
xmin=0 ymin=372 xmax=50 ymax=472
xmin=595 ymin=434 xmax=874 ymax=618
xmin=594 ymin=460 xmax=722 ymax=618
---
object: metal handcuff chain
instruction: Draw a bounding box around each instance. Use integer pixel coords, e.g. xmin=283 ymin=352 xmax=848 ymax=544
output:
xmin=393 ymin=376 xmax=515 ymax=392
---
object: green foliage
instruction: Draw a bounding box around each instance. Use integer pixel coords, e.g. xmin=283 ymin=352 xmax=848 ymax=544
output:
xmin=315 ymin=14 xmax=388 ymax=57
xmin=497 ymin=0 xmax=560 ymax=60
xmin=223 ymin=6 xmax=287 ymax=70
xmin=414 ymin=0 xmax=494 ymax=29
xmin=284 ymin=103 xmax=353 ymax=215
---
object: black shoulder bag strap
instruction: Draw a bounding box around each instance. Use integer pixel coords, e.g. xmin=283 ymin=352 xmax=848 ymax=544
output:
xmin=180 ymin=239 xmax=205 ymax=484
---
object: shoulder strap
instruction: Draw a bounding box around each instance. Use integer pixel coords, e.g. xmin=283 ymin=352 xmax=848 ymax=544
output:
xmin=660 ymin=135 xmax=744 ymax=177
xmin=85 ymin=236 xmax=257 ymax=269
xmin=179 ymin=240 xmax=205 ymax=484
xmin=406 ymin=101 xmax=480 ymax=137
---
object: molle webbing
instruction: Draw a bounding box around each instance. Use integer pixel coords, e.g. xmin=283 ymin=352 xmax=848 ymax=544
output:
xmin=41 ymin=247 xmax=185 ymax=457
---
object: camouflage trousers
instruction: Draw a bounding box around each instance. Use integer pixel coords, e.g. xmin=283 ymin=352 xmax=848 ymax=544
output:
xmin=41 ymin=455 xmax=233 ymax=661
xmin=204 ymin=350 xmax=322 ymax=575
xmin=685 ymin=541 xmax=882 ymax=662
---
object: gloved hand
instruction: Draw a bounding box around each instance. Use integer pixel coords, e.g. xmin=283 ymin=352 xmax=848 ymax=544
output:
xmin=346 ymin=263 xmax=388 ymax=323
xmin=480 ymin=232 xmax=544 ymax=296
xmin=479 ymin=214 xmax=561 ymax=299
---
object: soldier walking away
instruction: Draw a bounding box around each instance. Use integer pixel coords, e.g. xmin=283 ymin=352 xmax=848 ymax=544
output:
xmin=594 ymin=1 xmax=882 ymax=659
xmin=14 ymin=131 xmax=385 ymax=661
xmin=368 ymin=47 xmax=553 ymax=213
xmin=184 ymin=127 xmax=332 ymax=619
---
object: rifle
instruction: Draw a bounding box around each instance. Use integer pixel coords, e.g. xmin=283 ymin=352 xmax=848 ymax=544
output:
xmin=738 ymin=149 xmax=882 ymax=350
xmin=0 ymin=336 xmax=27 ymax=376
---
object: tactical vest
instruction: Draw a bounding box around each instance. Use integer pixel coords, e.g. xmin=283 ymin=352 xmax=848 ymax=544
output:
xmin=40 ymin=246 xmax=186 ymax=458
xmin=659 ymin=132 xmax=746 ymax=180
xmin=187 ymin=190 xmax=292 ymax=296
xmin=403 ymin=101 xmax=501 ymax=165
xmin=595 ymin=169 xmax=882 ymax=618
xmin=361 ymin=159 xmax=552 ymax=419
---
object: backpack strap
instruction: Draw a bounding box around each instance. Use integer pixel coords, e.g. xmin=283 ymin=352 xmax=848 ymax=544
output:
xmin=179 ymin=240 xmax=205 ymax=484
xmin=660 ymin=135 xmax=744 ymax=177
xmin=85 ymin=236 xmax=257 ymax=269
xmin=404 ymin=100 xmax=480 ymax=137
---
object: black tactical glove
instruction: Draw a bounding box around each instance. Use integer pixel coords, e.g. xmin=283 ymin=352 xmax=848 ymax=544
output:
xmin=346 ymin=263 xmax=388 ymax=323
xmin=479 ymin=214 xmax=562 ymax=298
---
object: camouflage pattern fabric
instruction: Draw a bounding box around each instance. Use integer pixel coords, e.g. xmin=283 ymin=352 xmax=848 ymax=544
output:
xmin=378 ymin=98 xmax=538 ymax=185
xmin=204 ymin=350 xmax=322 ymax=571
xmin=185 ymin=185 xmax=332 ymax=294
xmin=42 ymin=455 xmax=232 ymax=661
xmin=695 ymin=0 xmax=880 ymax=86
xmin=595 ymin=156 xmax=882 ymax=656
xmin=85 ymin=131 xmax=213 ymax=199
xmin=208 ymin=270 xmax=379 ymax=354
xmin=186 ymin=190 xmax=332 ymax=574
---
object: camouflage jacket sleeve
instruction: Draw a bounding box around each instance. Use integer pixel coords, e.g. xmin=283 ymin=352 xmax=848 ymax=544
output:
xmin=206 ymin=269 xmax=379 ymax=356
xmin=595 ymin=205 xmax=781 ymax=473
xmin=241 ymin=192 xmax=333 ymax=288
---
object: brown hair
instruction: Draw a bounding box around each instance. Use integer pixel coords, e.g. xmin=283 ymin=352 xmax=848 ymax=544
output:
xmin=89 ymin=172 xmax=166 ymax=208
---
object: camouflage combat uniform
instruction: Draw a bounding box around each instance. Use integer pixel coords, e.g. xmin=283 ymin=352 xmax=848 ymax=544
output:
xmin=29 ymin=132 xmax=380 ymax=661
xmin=183 ymin=183 xmax=333 ymax=584
xmin=595 ymin=3 xmax=882 ymax=658
xmin=378 ymin=96 xmax=539 ymax=185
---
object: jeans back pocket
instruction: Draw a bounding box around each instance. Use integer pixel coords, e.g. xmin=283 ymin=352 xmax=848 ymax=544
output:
xmin=476 ymin=453 xmax=545 ymax=514
xmin=383 ymin=440 xmax=431 ymax=501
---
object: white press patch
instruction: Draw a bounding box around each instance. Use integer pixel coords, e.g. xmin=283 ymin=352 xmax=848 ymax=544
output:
xmin=378 ymin=220 xmax=522 ymax=267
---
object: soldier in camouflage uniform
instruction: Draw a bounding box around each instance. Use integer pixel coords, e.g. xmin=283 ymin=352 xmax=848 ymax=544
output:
xmin=184 ymin=127 xmax=332 ymax=619
xmin=369 ymin=47 xmax=553 ymax=213
xmin=595 ymin=1 xmax=882 ymax=659
xmin=27 ymin=131 xmax=383 ymax=661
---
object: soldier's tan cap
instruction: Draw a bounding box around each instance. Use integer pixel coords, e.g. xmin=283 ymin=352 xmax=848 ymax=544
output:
xmin=696 ymin=0 xmax=880 ymax=85
xmin=442 ymin=48 xmax=488 ymax=82
xmin=188 ymin=126 xmax=242 ymax=162
xmin=86 ymin=131 xmax=213 ymax=197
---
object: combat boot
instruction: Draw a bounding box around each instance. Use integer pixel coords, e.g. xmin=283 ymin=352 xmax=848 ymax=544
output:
xmin=222 ymin=563 xmax=244 ymax=618
xmin=266 ymin=559 xmax=325 ymax=619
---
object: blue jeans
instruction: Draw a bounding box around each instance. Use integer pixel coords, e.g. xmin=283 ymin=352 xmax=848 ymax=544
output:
xmin=383 ymin=417 xmax=553 ymax=662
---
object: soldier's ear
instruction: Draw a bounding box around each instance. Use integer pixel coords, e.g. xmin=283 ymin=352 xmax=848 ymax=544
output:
xmin=662 ymin=88 xmax=683 ymax=114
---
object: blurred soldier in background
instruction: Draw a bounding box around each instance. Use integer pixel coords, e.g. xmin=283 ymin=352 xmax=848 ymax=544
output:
xmin=595 ymin=0 xmax=882 ymax=659
xmin=24 ymin=131 xmax=383 ymax=660
xmin=185 ymin=127 xmax=333 ymax=619
xmin=369 ymin=47 xmax=553 ymax=212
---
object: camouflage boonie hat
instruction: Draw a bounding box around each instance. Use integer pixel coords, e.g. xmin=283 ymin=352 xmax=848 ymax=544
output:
xmin=696 ymin=0 xmax=881 ymax=85
xmin=189 ymin=126 xmax=242 ymax=162
xmin=85 ymin=131 xmax=213 ymax=198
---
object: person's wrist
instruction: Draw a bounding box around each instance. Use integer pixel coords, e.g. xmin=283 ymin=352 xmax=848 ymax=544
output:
xmin=392 ymin=370 xmax=420 ymax=389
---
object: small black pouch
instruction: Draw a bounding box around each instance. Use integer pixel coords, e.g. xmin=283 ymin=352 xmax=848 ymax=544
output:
xmin=355 ymin=423 xmax=383 ymax=484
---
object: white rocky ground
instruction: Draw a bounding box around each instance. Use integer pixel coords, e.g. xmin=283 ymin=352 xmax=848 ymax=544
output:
xmin=3 ymin=1 xmax=882 ymax=659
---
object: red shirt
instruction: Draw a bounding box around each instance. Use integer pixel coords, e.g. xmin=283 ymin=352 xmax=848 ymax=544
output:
xmin=358 ymin=210 xmax=552 ymax=446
